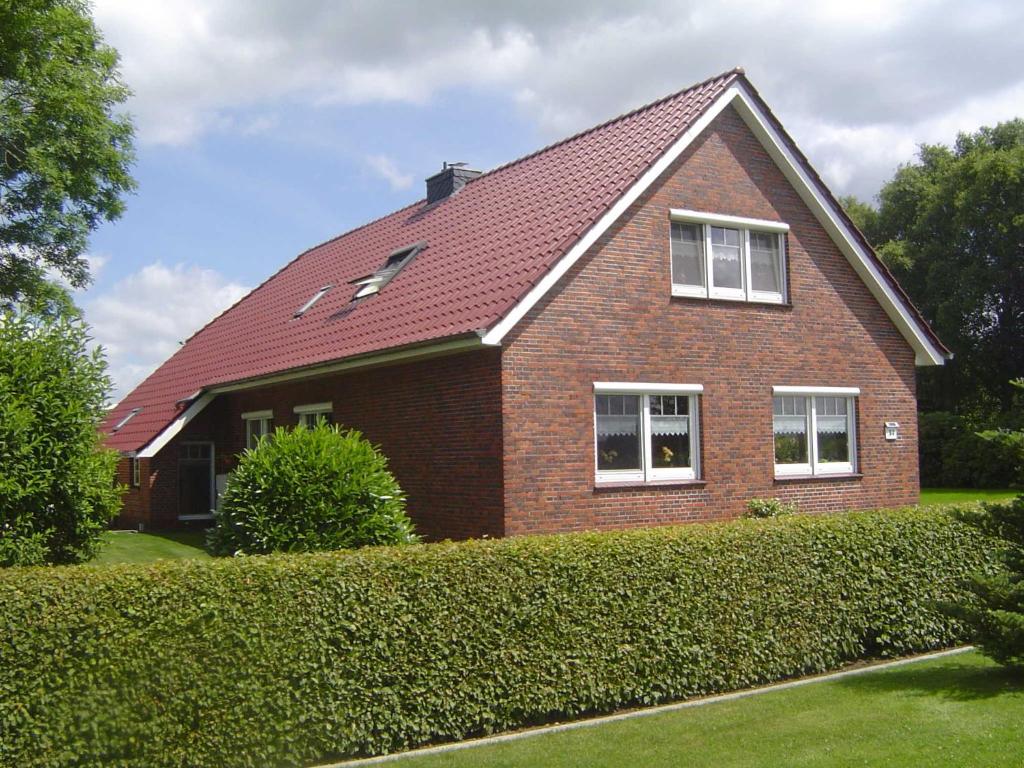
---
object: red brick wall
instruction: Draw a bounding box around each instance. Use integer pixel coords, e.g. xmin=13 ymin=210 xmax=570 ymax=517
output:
xmin=500 ymin=105 xmax=920 ymax=536
xmin=119 ymin=348 xmax=504 ymax=539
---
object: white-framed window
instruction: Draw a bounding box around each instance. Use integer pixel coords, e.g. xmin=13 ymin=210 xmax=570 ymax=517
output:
xmin=294 ymin=402 xmax=333 ymax=429
xmin=670 ymin=209 xmax=788 ymax=304
xmin=772 ymin=386 xmax=858 ymax=477
xmin=130 ymin=456 xmax=141 ymax=487
xmin=242 ymin=410 xmax=273 ymax=450
xmin=593 ymin=383 xmax=702 ymax=484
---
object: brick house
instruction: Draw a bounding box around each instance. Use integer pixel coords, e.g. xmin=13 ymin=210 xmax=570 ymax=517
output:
xmin=104 ymin=69 xmax=949 ymax=538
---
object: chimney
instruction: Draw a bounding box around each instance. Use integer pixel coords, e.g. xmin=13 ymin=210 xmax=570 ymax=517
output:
xmin=425 ymin=162 xmax=481 ymax=204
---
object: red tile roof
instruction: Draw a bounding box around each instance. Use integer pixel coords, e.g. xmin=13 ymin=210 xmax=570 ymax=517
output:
xmin=104 ymin=69 xmax=742 ymax=452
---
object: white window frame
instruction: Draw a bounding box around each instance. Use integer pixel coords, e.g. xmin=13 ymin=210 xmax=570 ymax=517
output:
xmin=593 ymin=383 xmax=703 ymax=484
xmin=294 ymin=402 xmax=333 ymax=428
xmin=670 ymin=209 xmax=788 ymax=304
xmin=242 ymin=409 xmax=273 ymax=450
xmin=130 ymin=456 xmax=141 ymax=487
xmin=772 ymin=386 xmax=859 ymax=478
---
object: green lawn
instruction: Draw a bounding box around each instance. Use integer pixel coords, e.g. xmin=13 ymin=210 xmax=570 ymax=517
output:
xmin=389 ymin=652 xmax=1023 ymax=768
xmin=919 ymin=487 xmax=1019 ymax=506
xmin=93 ymin=530 xmax=211 ymax=565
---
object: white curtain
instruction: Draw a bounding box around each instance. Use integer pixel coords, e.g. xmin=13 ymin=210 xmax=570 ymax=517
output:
xmin=596 ymin=415 xmax=639 ymax=437
xmin=651 ymin=415 xmax=689 ymax=436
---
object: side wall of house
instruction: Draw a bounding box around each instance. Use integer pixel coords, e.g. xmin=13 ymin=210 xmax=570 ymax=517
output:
xmin=500 ymin=105 xmax=920 ymax=536
xmin=121 ymin=348 xmax=504 ymax=540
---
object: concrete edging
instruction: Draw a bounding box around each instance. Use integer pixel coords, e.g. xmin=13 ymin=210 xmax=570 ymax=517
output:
xmin=319 ymin=646 xmax=974 ymax=767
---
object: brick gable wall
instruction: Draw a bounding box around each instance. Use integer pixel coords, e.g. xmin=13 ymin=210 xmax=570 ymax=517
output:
xmin=500 ymin=105 xmax=919 ymax=535
xmin=115 ymin=348 xmax=504 ymax=540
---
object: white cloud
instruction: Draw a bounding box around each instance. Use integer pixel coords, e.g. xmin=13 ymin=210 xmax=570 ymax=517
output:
xmin=365 ymin=154 xmax=414 ymax=190
xmin=80 ymin=263 xmax=249 ymax=403
xmin=91 ymin=0 xmax=1024 ymax=197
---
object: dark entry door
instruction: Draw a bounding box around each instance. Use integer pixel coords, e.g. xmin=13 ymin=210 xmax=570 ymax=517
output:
xmin=179 ymin=442 xmax=214 ymax=519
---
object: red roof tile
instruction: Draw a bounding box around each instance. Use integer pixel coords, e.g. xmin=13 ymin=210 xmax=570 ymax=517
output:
xmin=104 ymin=69 xmax=741 ymax=452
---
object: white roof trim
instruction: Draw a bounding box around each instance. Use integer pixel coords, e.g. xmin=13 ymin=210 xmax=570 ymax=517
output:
xmin=137 ymin=393 xmax=215 ymax=458
xmin=480 ymin=83 xmax=945 ymax=367
xmin=594 ymin=382 xmax=704 ymax=395
xmin=670 ymin=209 xmax=789 ymax=232
xmin=773 ymin=386 xmax=860 ymax=396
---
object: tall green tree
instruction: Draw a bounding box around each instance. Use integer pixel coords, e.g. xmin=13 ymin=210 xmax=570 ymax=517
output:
xmin=0 ymin=292 xmax=122 ymax=566
xmin=844 ymin=121 xmax=1024 ymax=417
xmin=0 ymin=0 xmax=135 ymax=307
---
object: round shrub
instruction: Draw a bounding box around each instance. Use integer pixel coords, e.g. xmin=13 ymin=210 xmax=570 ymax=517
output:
xmin=208 ymin=423 xmax=417 ymax=555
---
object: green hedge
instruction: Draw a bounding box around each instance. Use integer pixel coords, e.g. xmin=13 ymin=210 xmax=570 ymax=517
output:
xmin=0 ymin=509 xmax=997 ymax=767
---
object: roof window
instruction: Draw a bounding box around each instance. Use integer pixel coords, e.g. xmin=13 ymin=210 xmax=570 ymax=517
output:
xmin=112 ymin=407 xmax=142 ymax=432
xmin=351 ymin=242 xmax=425 ymax=299
xmin=294 ymin=285 xmax=332 ymax=318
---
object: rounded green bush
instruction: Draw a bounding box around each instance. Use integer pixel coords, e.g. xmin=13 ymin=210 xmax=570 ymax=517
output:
xmin=208 ymin=423 xmax=417 ymax=555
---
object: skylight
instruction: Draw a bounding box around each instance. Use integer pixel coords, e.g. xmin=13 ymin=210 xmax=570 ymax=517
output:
xmin=351 ymin=242 xmax=425 ymax=300
xmin=112 ymin=407 xmax=142 ymax=433
xmin=294 ymin=285 xmax=333 ymax=318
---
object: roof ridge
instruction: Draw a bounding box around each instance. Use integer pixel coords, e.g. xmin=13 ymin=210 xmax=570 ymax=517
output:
xmin=464 ymin=67 xmax=744 ymax=184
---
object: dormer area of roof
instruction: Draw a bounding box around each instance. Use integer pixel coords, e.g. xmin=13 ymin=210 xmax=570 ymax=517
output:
xmin=351 ymin=242 xmax=425 ymax=300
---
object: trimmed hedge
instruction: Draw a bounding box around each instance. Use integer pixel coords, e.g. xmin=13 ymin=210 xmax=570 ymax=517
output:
xmin=0 ymin=508 xmax=997 ymax=767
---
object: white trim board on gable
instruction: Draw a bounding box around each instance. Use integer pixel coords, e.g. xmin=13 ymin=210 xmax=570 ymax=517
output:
xmin=479 ymin=84 xmax=947 ymax=367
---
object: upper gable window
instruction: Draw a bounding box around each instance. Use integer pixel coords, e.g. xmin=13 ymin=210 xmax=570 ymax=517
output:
xmin=670 ymin=210 xmax=788 ymax=304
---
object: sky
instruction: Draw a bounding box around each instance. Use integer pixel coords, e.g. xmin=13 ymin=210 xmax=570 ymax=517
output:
xmin=78 ymin=0 xmax=1024 ymax=402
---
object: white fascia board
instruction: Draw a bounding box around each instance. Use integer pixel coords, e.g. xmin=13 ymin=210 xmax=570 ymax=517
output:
xmin=773 ymin=386 xmax=860 ymax=396
xmin=594 ymin=382 xmax=704 ymax=395
xmin=137 ymin=393 xmax=215 ymax=458
xmin=240 ymin=409 xmax=273 ymax=420
xmin=480 ymin=83 xmax=945 ymax=367
xmin=727 ymin=85 xmax=946 ymax=366
xmin=669 ymin=209 xmax=790 ymax=232
xmin=294 ymin=402 xmax=333 ymax=414
xmin=479 ymin=85 xmax=745 ymax=347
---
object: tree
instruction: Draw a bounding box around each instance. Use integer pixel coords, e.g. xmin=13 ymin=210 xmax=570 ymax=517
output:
xmin=843 ymin=121 xmax=1024 ymax=417
xmin=946 ymin=494 xmax=1024 ymax=668
xmin=0 ymin=0 xmax=135 ymax=307
xmin=0 ymin=295 xmax=122 ymax=566
xmin=208 ymin=423 xmax=418 ymax=556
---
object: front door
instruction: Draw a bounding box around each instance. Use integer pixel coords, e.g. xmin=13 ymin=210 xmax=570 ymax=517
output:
xmin=179 ymin=442 xmax=214 ymax=520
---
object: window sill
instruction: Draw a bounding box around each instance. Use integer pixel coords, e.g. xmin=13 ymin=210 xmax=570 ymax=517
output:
xmin=773 ymin=473 xmax=863 ymax=483
xmin=594 ymin=478 xmax=706 ymax=492
xmin=178 ymin=514 xmax=215 ymax=521
xmin=670 ymin=292 xmax=792 ymax=308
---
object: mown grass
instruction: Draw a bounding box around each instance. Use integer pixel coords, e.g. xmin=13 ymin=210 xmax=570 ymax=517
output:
xmin=919 ymin=488 xmax=1018 ymax=506
xmin=93 ymin=530 xmax=210 ymax=564
xmin=393 ymin=651 xmax=1023 ymax=768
